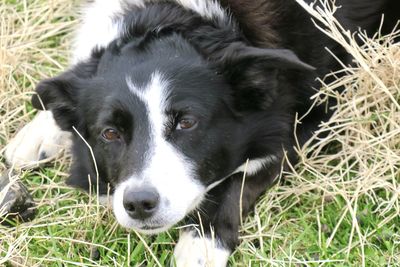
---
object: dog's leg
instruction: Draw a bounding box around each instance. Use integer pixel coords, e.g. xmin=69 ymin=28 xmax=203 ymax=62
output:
xmin=5 ymin=111 xmax=71 ymax=168
xmin=173 ymin=230 xmax=230 ymax=267
xmin=173 ymin=164 xmax=280 ymax=266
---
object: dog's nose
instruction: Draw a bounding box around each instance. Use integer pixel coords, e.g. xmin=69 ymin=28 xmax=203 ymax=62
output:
xmin=123 ymin=187 xmax=160 ymax=220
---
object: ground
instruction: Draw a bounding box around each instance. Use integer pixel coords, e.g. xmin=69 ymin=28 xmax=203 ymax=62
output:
xmin=0 ymin=0 xmax=399 ymax=266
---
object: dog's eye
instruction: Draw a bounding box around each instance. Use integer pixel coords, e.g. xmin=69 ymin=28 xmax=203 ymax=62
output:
xmin=102 ymin=128 xmax=121 ymax=141
xmin=176 ymin=117 xmax=197 ymax=130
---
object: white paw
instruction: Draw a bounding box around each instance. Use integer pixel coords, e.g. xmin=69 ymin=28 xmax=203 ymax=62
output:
xmin=173 ymin=230 xmax=230 ymax=267
xmin=4 ymin=111 xmax=72 ymax=169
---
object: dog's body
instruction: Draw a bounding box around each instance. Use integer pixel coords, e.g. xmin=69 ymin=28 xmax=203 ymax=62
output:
xmin=5 ymin=0 xmax=398 ymax=265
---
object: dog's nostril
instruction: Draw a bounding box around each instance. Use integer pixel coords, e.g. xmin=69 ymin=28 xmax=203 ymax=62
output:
xmin=123 ymin=186 xmax=160 ymax=220
xmin=124 ymin=202 xmax=136 ymax=212
xmin=142 ymin=200 xmax=156 ymax=211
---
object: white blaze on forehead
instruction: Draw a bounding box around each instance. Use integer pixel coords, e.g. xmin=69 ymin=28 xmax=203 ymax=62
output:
xmin=113 ymin=73 xmax=205 ymax=232
xmin=126 ymin=72 xmax=168 ymax=140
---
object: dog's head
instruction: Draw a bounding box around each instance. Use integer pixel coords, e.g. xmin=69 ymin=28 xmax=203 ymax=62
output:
xmin=32 ymin=33 xmax=312 ymax=233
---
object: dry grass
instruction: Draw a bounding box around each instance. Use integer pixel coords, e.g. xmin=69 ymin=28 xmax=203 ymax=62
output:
xmin=0 ymin=0 xmax=75 ymax=149
xmin=236 ymin=1 xmax=400 ymax=266
xmin=0 ymin=0 xmax=399 ymax=266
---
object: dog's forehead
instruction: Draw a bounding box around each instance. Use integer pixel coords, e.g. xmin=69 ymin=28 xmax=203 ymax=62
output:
xmin=96 ymin=34 xmax=229 ymax=91
xmin=126 ymin=71 xmax=168 ymax=111
xmin=91 ymin=38 xmax=232 ymax=122
xmin=97 ymin=35 xmax=202 ymax=76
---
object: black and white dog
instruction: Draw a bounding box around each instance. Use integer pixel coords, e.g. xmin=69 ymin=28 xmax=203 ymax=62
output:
xmin=5 ymin=0 xmax=398 ymax=265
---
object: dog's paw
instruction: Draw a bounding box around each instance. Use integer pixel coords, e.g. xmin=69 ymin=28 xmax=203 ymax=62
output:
xmin=4 ymin=111 xmax=72 ymax=169
xmin=173 ymin=230 xmax=230 ymax=267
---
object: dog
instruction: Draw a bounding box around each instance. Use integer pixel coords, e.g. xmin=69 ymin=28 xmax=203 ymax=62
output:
xmin=5 ymin=0 xmax=398 ymax=265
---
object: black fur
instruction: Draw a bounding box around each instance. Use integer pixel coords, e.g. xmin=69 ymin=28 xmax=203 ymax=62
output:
xmin=31 ymin=0 xmax=398 ymax=255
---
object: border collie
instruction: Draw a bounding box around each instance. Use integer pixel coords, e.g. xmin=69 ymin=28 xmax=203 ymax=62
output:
xmin=5 ymin=0 xmax=398 ymax=265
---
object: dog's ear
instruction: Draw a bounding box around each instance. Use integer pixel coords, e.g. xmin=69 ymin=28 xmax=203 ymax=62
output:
xmin=219 ymin=42 xmax=315 ymax=71
xmin=31 ymin=72 xmax=80 ymax=131
xmin=218 ymin=42 xmax=315 ymax=110
xmin=31 ymin=49 xmax=103 ymax=131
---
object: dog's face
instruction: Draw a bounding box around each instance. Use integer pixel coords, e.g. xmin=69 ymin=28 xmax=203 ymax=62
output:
xmin=32 ymin=33 xmax=312 ymax=233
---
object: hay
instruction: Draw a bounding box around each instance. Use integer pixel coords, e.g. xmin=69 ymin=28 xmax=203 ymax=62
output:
xmin=294 ymin=0 xmax=400 ymax=256
xmin=238 ymin=1 xmax=399 ymax=265
xmin=0 ymin=0 xmax=75 ymax=155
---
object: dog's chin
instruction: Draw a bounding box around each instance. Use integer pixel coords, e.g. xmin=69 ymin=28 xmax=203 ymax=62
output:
xmin=134 ymin=223 xmax=172 ymax=235
xmin=117 ymin=216 xmax=176 ymax=235
xmin=112 ymin=205 xmax=182 ymax=235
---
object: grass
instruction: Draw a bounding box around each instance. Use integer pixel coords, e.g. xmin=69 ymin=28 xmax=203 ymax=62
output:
xmin=0 ymin=0 xmax=399 ymax=266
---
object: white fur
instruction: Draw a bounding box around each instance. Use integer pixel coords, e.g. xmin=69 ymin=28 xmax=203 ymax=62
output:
xmin=206 ymin=155 xmax=279 ymax=192
xmin=113 ymin=73 xmax=205 ymax=233
xmin=72 ymin=0 xmax=125 ymax=64
xmin=173 ymin=230 xmax=230 ymax=267
xmin=234 ymin=155 xmax=278 ymax=176
xmin=174 ymin=0 xmax=226 ymax=21
xmin=72 ymin=0 xmax=227 ymax=63
xmin=5 ymin=111 xmax=72 ymax=169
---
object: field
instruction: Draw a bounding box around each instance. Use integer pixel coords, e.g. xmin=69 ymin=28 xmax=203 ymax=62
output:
xmin=0 ymin=0 xmax=399 ymax=266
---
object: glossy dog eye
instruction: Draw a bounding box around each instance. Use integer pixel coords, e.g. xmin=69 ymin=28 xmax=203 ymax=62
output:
xmin=176 ymin=118 xmax=197 ymax=130
xmin=102 ymin=128 xmax=121 ymax=141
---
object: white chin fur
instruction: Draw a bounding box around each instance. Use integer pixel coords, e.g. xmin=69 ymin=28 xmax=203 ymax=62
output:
xmin=112 ymin=177 xmax=204 ymax=234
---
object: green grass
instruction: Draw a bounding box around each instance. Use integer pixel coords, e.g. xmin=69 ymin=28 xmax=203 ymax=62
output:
xmin=1 ymin=0 xmax=399 ymax=266
xmin=3 ymin=167 xmax=397 ymax=266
